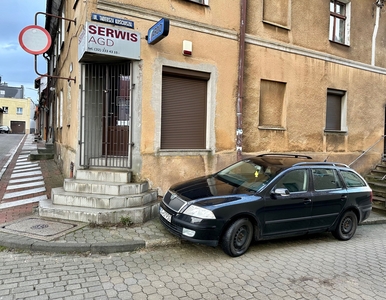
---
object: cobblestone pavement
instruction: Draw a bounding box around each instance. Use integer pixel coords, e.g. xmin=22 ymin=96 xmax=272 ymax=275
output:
xmin=0 ymin=223 xmax=386 ymax=299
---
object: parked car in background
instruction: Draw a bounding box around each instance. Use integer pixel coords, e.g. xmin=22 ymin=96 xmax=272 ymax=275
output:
xmin=0 ymin=125 xmax=11 ymax=134
xmin=159 ymin=154 xmax=373 ymax=257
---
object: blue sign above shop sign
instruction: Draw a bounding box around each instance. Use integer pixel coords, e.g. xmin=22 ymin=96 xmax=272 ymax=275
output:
xmin=147 ymin=18 xmax=170 ymax=45
xmin=91 ymin=13 xmax=134 ymax=29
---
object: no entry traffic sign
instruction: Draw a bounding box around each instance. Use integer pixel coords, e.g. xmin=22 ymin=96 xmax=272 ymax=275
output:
xmin=19 ymin=25 xmax=52 ymax=55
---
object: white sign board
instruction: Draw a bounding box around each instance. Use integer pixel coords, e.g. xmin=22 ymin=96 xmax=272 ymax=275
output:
xmin=78 ymin=22 xmax=140 ymax=61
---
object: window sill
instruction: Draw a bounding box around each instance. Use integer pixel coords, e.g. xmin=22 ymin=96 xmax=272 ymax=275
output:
xmin=262 ymin=20 xmax=290 ymax=31
xmin=158 ymin=149 xmax=212 ymax=156
xmin=324 ymin=130 xmax=347 ymax=135
xmin=329 ymin=40 xmax=350 ymax=47
xmin=258 ymin=126 xmax=286 ymax=131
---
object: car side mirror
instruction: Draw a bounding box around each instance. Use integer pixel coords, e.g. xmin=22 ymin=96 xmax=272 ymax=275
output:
xmin=272 ymin=188 xmax=290 ymax=197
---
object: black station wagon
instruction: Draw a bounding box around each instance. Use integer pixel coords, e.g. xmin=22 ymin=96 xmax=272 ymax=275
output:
xmin=159 ymin=154 xmax=373 ymax=257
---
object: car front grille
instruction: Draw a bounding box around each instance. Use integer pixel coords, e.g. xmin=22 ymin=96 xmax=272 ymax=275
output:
xmin=162 ymin=191 xmax=187 ymax=213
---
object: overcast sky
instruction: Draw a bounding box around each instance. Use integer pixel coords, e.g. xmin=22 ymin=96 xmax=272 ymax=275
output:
xmin=0 ymin=0 xmax=47 ymax=103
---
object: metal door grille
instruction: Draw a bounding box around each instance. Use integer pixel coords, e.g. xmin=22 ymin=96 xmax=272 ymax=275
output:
xmin=80 ymin=62 xmax=132 ymax=168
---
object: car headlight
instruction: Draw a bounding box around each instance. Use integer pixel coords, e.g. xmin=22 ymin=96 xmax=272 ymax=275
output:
xmin=183 ymin=205 xmax=216 ymax=219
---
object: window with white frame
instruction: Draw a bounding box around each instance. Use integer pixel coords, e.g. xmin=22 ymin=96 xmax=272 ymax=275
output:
xmin=2 ymin=106 xmax=8 ymax=114
xmin=60 ymin=90 xmax=63 ymax=128
xmin=61 ymin=11 xmax=66 ymax=47
xmin=56 ymin=95 xmax=60 ymax=128
xmin=325 ymin=89 xmax=347 ymax=132
xmin=329 ymin=0 xmax=351 ymax=45
xmin=16 ymin=107 xmax=23 ymax=115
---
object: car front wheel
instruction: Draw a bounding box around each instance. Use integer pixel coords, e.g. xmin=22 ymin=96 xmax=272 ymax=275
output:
xmin=221 ymin=218 xmax=253 ymax=257
xmin=332 ymin=211 xmax=357 ymax=241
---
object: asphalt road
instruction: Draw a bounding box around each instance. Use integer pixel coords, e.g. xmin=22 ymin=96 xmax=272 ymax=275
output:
xmin=0 ymin=134 xmax=24 ymax=179
xmin=0 ymin=223 xmax=385 ymax=299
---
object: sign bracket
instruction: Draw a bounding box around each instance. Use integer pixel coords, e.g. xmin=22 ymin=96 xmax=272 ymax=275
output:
xmin=33 ymin=12 xmax=77 ymax=82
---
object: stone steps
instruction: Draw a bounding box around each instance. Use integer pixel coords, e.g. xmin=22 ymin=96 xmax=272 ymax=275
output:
xmin=63 ymin=178 xmax=148 ymax=196
xmin=366 ymin=161 xmax=386 ymax=211
xmin=39 ymin=198 xmax=160 ymax=224
xmin=51 ymin=187 xmax=158 ymax=209
xmin=39 ymin=168 xmax=159 ymax=224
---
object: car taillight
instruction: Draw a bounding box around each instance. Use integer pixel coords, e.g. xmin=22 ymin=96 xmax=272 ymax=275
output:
xmin=370 ymin=191 xmax=373 ymax=203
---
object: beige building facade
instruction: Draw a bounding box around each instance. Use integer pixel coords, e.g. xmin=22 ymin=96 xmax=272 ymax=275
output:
xmin=0 ymin=97 xmax=31 ymax=134
xmin=41 ymin=0 xmax=386 ymax=197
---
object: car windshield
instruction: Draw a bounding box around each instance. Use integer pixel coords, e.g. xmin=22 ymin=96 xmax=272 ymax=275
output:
xmin=215 ymin=160 xmax=282 ymax=192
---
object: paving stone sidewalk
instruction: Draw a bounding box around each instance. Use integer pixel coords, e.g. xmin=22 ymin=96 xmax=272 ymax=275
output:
xmin=0 ymin=134 xmax=385 ymax=254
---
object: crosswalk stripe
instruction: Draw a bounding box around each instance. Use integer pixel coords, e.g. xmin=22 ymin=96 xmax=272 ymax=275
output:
xmin=3 ymin=187 xmax=46 ymax=199
xmin=13 ymin=167 xmax=41 ymax=173
xmin=6 ymin=181 xmax=45 ymax=190
xmin=14 ymin=163 xmax=39 ymax=170
xmin=0 ymin=195 xmax=47 ymax=209
xmin=11 ymin=171 xmax=42 ymax=178
xmin=9 ymin=176 xmax=44 ymax=184
xmin=16 ymin=161 xmax=36 ymax=166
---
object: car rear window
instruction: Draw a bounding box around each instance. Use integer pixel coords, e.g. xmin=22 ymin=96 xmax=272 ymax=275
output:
xmin=340 ymin=170 xmax=367 ymax=188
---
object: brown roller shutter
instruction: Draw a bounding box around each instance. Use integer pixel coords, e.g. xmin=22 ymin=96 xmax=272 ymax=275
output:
xmin=326 ymin=91 xmax=342 ymax=131
xmin=161 ymin=74 xmax=207 ymax=149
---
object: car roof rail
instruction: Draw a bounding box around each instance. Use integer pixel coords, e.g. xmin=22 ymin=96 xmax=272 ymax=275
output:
xmin=293 ymin=162 xmax=350 ymax=168
xmin=256 ymin=153 xmax=313 ymax=159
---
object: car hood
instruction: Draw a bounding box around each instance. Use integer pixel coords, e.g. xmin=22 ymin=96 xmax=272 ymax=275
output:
xmin=170 ymin=175 xmax=254 ymax=202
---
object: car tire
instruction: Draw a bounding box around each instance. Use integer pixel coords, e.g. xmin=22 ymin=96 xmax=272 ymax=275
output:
xmin=332 ymin=211 xmax=357 ymax=241
xmin=221 ymin=218 xmax=253 ymax=257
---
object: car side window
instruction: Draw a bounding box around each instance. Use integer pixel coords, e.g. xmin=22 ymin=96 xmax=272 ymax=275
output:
xmin=312 ymin=168 xmax=342 ymax=190
xmin=275 ymin=169 xmax=308 ymax=192
xmin=340 ymin=170 xmax=367 ymax=188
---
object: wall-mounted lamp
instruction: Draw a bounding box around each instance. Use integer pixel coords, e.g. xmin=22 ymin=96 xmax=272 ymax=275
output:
xmin=183 ymin=40 xmax=192 ymax=56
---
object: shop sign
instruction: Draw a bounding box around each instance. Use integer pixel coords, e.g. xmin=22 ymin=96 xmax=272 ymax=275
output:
xmin=78 ymin=22 xmax=140 ymax=61
xmin=147 ymin=18 xmax=169 ymax=45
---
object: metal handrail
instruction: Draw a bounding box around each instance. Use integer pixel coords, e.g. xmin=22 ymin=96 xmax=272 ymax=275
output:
xmin=348 ymin=135 xmax=386 ymax=166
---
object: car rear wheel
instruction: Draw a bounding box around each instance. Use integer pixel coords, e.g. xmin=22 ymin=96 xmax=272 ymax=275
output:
xmin=332 ymin=211 xmax=357 ymax=241
xmin=221 ymin=218 xmax=253 ymax=257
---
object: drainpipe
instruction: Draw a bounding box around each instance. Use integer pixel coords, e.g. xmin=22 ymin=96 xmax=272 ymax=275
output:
xmin=236 ymin=0 xmax=247 ymax=161
xmin=372 ymin=0 xmax=384 ymax=66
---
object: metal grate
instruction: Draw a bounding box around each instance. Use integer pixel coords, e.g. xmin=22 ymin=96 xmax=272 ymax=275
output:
xmin=80 ymin=62 xmax=132 ymax=168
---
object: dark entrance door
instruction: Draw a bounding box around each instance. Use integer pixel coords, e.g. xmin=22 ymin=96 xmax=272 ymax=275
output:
xmin=102 ymin=67 xmax=130 ymax=157
xmin=80 ymin=62 xmax=132 ymax=168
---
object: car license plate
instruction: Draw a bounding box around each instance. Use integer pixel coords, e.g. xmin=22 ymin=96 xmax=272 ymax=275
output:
xmin=160 ymin=207 xmax=172 ymax=223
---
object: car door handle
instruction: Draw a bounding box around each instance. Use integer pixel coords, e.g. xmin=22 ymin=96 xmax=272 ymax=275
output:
xmin=304 ymin=199 xmax=312 ymax=204
xmin=341 ymin=195 xmax=347 ymax=201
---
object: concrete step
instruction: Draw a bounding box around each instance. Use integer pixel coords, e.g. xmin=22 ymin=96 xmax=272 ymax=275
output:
xmin=374 ymin=164 xmax=386 ymax=171
xmin=29 ymin=150 xmax=54 ymax=161
xmin=63 ymin=178 xmax=149 ymax=195
xmin=368 ymin=181 xmax=386 ymax=189
xmin=373 ymin=195 xmax=386 ymax=210
xmin=39 ymin=198 xmax=160 ymax=224
xmin=52 ymin=187 xmax=158 ymax=209
xmin=76 ymin=169 xmax=132 ymax=183
xmin=37 ymin=148 xmax=54 ymax=154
